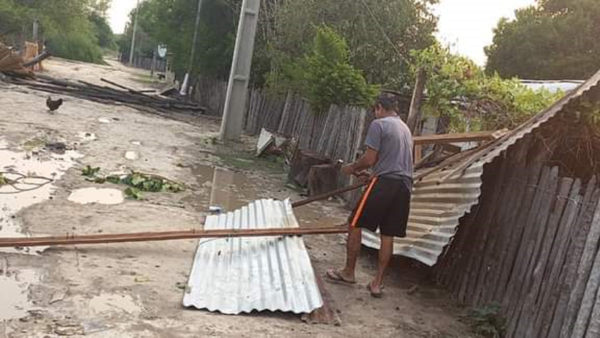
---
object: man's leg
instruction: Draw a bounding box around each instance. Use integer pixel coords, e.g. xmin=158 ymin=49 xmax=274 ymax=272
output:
xmin=340 ymin=224 xmax=362 ymax=280
xmin=371 ymin=234 xmax=393 ymax=290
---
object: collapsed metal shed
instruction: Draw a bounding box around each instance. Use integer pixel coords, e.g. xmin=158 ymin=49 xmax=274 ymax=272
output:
xmin=363 ymin=69 xmax=600 ymax=268
xmin=430 ymin=69 xmax=600 ymax=338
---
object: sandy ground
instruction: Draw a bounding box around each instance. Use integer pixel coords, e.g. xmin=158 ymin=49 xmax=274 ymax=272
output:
xmin=0 ymin=58 xmax=475 ymax=338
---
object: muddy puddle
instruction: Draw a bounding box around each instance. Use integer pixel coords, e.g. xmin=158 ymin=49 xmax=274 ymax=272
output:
xmin=188 ymin=165 xmax=346 ymax=227
xmin=88 ymin=293 xmax=143 ymax=316
xmin=0 ymin=139 xmax=82 ymax=253
xmin=0 ymin=268 xmax=38 ymax=321
xmin=68 ymin=188 xmax=124 ymax=205
xmin=190 ymin=165 xmax=257 ymax=213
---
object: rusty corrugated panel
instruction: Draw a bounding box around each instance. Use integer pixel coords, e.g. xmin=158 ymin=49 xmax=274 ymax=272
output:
xmin=183 ymin=199 xmax=323 ymax=314
xmin=363 ymin=69 xmax=600 ymax=266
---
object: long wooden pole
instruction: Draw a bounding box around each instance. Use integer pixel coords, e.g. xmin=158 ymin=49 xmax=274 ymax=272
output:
xmin=291 ymin=182 xmax=367 ymax=208
xmin=0 ymin=226 xmax=347 ymax=248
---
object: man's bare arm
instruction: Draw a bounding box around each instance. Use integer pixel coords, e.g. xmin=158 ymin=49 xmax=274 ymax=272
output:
xmin=342 ymin=147 xmax=378 ymax=176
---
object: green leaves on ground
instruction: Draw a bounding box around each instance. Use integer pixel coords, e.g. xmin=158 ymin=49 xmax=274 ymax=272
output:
xmin=81 ymin=166 xmax=185 ymax=200
xmin=464 ymin=303 xmax=506 ymax=338
xmin=124 ymin=187 xmax=143 ymax=200
xmin=82 ymin=165 xmax=101 ymax=178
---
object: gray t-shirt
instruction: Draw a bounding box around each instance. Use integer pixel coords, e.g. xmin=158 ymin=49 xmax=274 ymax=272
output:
xmin=365 ymin=115 xmax=413 ymax=179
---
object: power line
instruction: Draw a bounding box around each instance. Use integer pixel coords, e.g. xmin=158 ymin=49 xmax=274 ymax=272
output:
xmin=358 ymin=0 xmax=410 ymax=65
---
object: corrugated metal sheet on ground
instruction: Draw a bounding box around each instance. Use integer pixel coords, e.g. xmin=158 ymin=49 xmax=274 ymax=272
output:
xmin=364 ymin=70 xmax=600 ymax=267
xmin=183 ymin=199 xmax=323 ymax=315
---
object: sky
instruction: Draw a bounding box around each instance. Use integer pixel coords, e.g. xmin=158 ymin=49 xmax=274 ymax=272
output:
xmin=434 ymin=0 xmax=536 ymax=65
xmin=108 ymin=0 xmax=536 ymax=66
xmin=108 ymin=0 xmax=138 ymax=35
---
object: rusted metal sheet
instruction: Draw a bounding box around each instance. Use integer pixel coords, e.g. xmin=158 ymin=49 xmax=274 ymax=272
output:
xmin=183 ymin=199 xmax=323 ymax=314
xmin=363 ymin=70 xmax=600 ymax=266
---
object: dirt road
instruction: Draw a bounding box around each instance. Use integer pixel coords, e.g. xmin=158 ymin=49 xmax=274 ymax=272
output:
xmin=0 ymin=58 xmax=474 ymax=337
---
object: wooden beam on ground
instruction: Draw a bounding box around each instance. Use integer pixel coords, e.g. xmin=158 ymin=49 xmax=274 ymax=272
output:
xmin=0 ymin=226 xmax=347 ymax=248
xmin=413 ymin=129 xmax=508 ymax=146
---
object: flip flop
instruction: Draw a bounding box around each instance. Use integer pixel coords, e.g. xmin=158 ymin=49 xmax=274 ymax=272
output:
xmin=325 ymin=269 xmax=356 ymax=285
xmin=367 ymin=283 xmax=383 ymax=298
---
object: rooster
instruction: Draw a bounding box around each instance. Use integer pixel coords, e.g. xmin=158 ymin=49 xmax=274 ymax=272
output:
xmin=46 ymin=97 xmax=63 ymax=113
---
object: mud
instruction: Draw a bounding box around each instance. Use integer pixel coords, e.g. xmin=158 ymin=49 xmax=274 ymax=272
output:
xmin=0 ymin=58 xmax=474 ymax=338
xmin=68 ymin=188 xmax=124 ymax=205
xmin=0 ymin=140 xmax=81 ymax=255
xmin=0 ymin=268 xmax=38 ymax=321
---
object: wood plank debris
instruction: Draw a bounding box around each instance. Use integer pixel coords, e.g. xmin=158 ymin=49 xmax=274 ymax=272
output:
xmin=412 ymin=129 xmax=508 ymax=145
xmin=5 ymin=74 xmax=206 ymax=115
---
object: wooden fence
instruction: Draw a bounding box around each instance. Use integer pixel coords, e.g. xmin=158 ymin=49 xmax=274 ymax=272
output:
xmin=435 ymin=134 xmax=600 ymax=337
xmin=193 ymin=77 xmax=368 ymax=164
xmin=120 ymin=54 xmax=167 ymax=73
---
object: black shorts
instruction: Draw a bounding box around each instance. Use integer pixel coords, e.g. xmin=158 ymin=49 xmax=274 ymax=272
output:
xmin=349 ymin=175 xmax=412 ymax=237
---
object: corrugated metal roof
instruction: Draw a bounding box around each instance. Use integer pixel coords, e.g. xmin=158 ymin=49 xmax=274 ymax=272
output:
xmin=183 ymin=199 xmax=323 ymax=315
xmin=521 ymin=79 xmax=584 ymax=93
xmin=363 ymin=69 xmax=600 ymax=266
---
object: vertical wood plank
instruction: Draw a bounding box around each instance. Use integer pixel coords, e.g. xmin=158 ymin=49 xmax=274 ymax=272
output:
xmin=562 ymin=185 xmax=600 ymax=337
xmin=536 ymin=179 xmax=585 ymax=337
xmin=511 ymin=167 xmax=559 ymax=337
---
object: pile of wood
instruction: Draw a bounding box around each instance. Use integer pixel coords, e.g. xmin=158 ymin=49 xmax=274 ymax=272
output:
xmin=0 ymin=44 xmax=32 ymax=77
xmin=6 ymin=75 xmax=206 ymax=114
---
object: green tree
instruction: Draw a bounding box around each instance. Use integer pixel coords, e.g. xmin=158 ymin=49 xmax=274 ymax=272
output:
xmin=120 ymin=0 xmax=237 ymax=78
xmin=301 ymin=26 xmax=379 ymax=112
xmin=266 ymin=0 xmax=438 ymax=90
xmin=485 ymin=0 xmax=600 ymax=79
xmin=414 ymin=45 xmax=562 ymax=131
xmin=0 ymin=0 xmax=108 ymax=63
xmin=89 ymin=13 xmax=116 ymax=50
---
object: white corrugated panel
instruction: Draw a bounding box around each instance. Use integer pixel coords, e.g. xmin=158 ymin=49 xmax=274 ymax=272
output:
xmin=183 ymin=199 xmax=323 ymax=315
xmin=363 ymin=70 xmax=600 ymax=267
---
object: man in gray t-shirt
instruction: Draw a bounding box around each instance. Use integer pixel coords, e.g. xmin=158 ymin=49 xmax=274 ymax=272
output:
xmin=327 ymin=94 xmax=413 ymax=298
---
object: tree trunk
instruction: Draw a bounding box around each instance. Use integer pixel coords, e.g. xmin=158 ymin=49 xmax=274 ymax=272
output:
xmin=307 ymin=164 xmax=340 ymax=197
xmin=289 ymin=149 xmax=331 ymax=187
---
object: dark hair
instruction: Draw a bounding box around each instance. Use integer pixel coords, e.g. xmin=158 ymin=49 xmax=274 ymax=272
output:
xmin=375 ymin=93 xmax=397 ymax=111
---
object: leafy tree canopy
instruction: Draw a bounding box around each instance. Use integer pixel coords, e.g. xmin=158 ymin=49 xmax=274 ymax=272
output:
xmin=415 ymin=45 xmax=563 ymax=132
xmin=265 ymin=0 xmax=438 ymax=90
xmin=286 ymin=25 xmax=379 ymax=112
xmin=485 ymin=0 xmax=600 ymax=80
xmin=0 ymin=0 xmax=114 ymax=63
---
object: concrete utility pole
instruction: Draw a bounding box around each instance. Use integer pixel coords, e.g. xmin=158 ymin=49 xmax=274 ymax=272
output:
xmin=180 ymin=0 xmax=204 ymax=95
xmin=220 ymin=0 xmax=261 ymax=141
xmin=129 ymin=0 xmax=141 ymax=65
xmin=32 ymin=18 xmax=39 ymax=43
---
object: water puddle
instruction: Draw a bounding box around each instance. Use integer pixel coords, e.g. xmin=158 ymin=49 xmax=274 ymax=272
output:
xmin=0 ymin=139 xmax=82 ymax=253
xmin=68 ymin=188 xmax=124 ymax=205
xmin=88 ymin=293 xmax=142 ymax=316
xmin=188 ymin=165 xmax=346 ymax=225
xmin=124 ymin=151 xmax=138 ymax=160
xmin=191 ymin=166 xmax=256 ymax=213
xmin=0 ymin=268 xmax=39 ymax=321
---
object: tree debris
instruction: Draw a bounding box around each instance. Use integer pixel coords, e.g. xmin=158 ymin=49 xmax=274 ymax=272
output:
xmin=82 ymin=166 xmax=185 ymax=201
